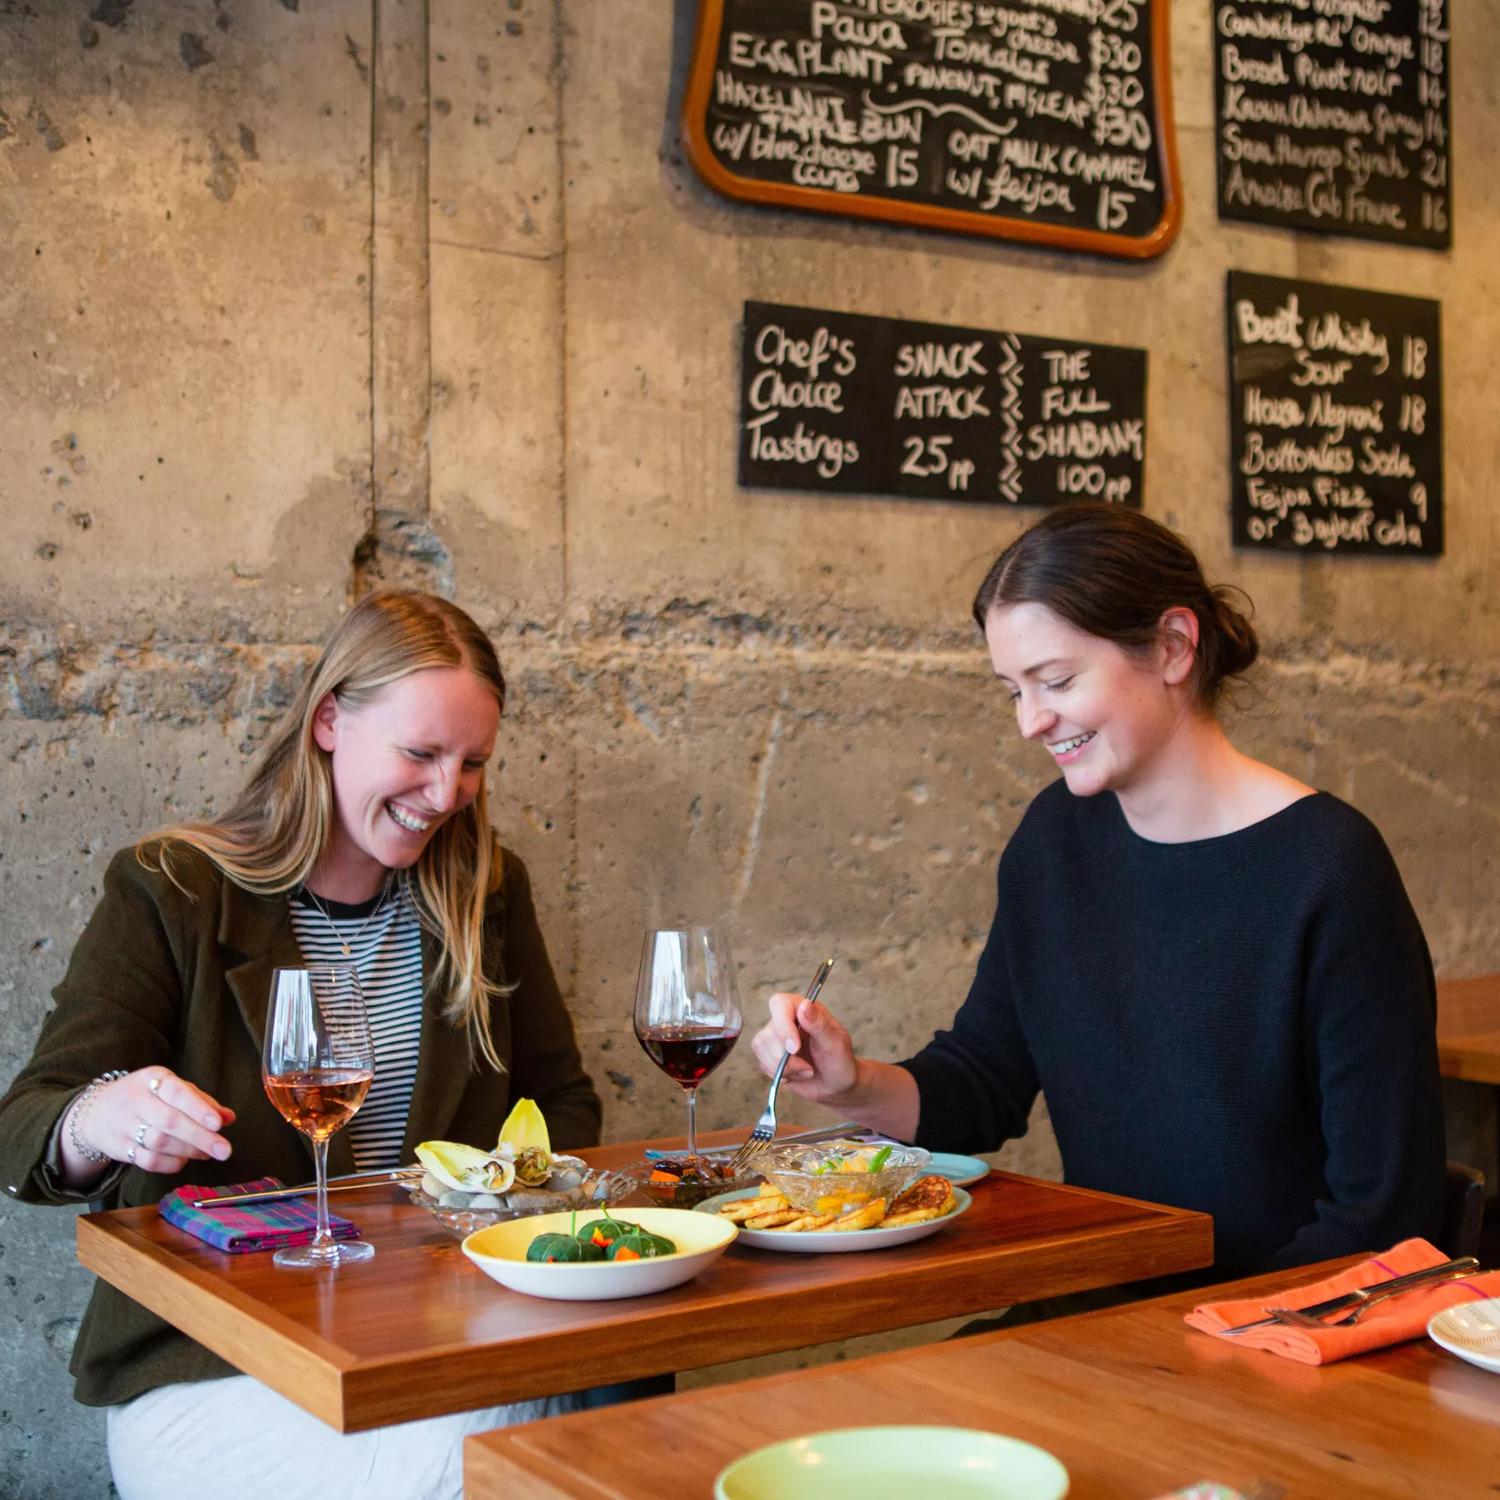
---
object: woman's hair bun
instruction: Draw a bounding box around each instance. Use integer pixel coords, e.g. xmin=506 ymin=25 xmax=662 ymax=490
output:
xmin=1206 ymin=585 xmax=1259 ymax=682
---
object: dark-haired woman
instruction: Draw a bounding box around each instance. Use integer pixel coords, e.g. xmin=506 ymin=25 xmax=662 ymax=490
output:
xmin=752 ymin=504 xmax=1444 ymax=1284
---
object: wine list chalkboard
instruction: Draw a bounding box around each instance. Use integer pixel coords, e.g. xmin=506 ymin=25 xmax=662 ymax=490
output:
xmin=1227 ymin=271 xmax=1441 ymax=556
xmin=684 ymin=0 xmax=1182 ymax=259
xmin=740 ymin=300 xmax=1147 ymax=509
xmin=1213 ymin=0 xmax=1451 ymax=247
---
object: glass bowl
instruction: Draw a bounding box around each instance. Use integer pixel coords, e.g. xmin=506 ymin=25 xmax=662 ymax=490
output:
xmin=632 ymin=1154 xmax=766 ymax=1209
xmin=759 ymin=1141 xmax=930 ymax=1217
xmin=404 ymin=1155 xmax=639 ymax=1238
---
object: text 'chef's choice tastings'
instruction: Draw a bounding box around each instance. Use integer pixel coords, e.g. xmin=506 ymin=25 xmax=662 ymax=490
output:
xmin=740 ymin=300 xmax=1147 ymax=508
xmin=1227 ymin=271 xmax=1442 ymax=556
xmin=684 ymin=0 xmax=1181 ymax=258
xmin=1213 ymin=0 xmax=1451 ymax=247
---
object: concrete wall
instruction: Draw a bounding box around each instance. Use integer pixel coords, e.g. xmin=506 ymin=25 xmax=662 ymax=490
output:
xmin=3 ymin=2 xmax=1498 ymax=1493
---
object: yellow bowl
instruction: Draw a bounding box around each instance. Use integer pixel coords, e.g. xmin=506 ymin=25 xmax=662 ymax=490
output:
xmin=462 ymin=1206 xmax=738 ymax=1301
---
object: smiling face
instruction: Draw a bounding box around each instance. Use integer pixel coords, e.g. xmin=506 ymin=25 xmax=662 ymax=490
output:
xmin=984 ymin=601 xmax=1190 ymax=801
xmin=310 ymin=664 xmax=501 ymax=899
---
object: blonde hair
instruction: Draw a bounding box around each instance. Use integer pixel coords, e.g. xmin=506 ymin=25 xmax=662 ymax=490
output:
xmin=140 ymin=591 xmax=510 ymax=1070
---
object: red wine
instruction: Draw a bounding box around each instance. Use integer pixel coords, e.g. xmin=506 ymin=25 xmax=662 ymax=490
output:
xmin=636 ymin=1025 xmax=739 ymax=1085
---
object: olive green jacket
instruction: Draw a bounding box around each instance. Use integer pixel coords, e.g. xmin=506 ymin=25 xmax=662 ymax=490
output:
xmin=0 ymin=843 xmax=601 ymax=1407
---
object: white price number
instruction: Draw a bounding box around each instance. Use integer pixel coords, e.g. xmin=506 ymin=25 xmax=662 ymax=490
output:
xmin=901 ymin=435 xmax=953 ymax=478
xmin=1097 ymin=185 xmax=1134 ymax=231
xmin=1399 ymin=394 xmax=1427 ymax=436
xmin=1093 ymin=105 xmax=1150 ymax=150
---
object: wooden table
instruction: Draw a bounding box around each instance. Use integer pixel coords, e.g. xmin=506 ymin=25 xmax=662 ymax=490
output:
xmin=1438 ymin=975 xmax=1500 ymax=1085
xmin=76 ymin=1134 xmax=1211 ymax=1433
xmin=467 ymin=1260 xmax=1500 ymax=1499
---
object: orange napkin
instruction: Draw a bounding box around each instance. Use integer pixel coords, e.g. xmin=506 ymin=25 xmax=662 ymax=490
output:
xmin=1185 ymin=1238 xmax=1500 ymax=1365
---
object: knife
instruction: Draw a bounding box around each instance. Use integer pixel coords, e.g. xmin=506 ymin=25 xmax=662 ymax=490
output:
xmin=1218 ymin=1255 xmax=1480 ymax=1335
xmin=643 ymin=1122 xmax=889 ymax=1162
xmin=193 ymin=1167 xmax=425 ymax=1209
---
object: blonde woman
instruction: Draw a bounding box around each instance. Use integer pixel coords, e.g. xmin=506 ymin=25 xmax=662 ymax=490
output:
xmin=0 ymin=591 xmax=605 ymax=1500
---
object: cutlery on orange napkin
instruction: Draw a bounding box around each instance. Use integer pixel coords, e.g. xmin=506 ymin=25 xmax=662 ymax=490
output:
xmin=1186 ymin=1238 xmax=1500 ymax=1365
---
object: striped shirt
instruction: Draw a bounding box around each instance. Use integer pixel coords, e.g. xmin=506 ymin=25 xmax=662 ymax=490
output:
xmin=288 ymin=882 xmax=424 ymax=1171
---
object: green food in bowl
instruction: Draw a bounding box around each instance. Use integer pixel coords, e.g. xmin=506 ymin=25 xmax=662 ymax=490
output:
xmin=608 ymin=1225 xmax=676 ymax=1260
xmin=525 ymin=1232 xmax=604 ymax=1263
xmin=526 ymin=1210 xmax=679 ymax=1265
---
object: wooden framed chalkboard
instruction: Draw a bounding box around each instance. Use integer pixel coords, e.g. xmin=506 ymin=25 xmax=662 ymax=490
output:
xmin=1227 ymin=271 xmax=1441 ymax=556
xmin=684 ymin=0 xmax=1182 ymax=259
xmin=740 ymin=299 xmax=1147 ymax=507
xmin=1213 ymin=0 xmax=1451 ymax=248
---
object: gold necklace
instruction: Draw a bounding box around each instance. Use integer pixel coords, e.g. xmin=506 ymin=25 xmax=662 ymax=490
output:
xmin=303 ymin=875 xmax=395 ymax=960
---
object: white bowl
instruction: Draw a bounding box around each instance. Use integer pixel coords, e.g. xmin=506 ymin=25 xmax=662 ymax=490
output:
xmin=461 ymin=1206 xmax=738 ymax=1301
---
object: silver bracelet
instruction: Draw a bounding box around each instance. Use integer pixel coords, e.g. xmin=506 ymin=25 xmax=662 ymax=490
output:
xmin=67 ymin=1071 xmax=129 ymax=1164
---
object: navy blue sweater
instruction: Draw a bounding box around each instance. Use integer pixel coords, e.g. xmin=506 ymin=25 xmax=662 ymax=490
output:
xmin=900 ymin=783 xmax=1445 ymax=1275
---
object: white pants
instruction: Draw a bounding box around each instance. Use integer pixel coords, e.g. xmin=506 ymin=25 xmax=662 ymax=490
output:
xmin=107 ymin=1375 xmax=584 ymax=1500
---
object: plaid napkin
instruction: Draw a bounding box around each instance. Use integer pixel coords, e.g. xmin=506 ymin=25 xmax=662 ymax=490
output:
xmin=1186 ymin=1237 xmax=1500 ymax=1365
xmin=158 ymin=1177 xmax=360 ymax=1253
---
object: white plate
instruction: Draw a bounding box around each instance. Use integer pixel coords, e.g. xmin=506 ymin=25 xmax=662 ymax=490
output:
xmin=714 ymin=1425 xmax=1068 ymax=1499
xmin=462 ymin=1207 xmax=737 ymax=1300
xmin=1428 ymin=1296 xmax=1500 ymax=1374
xmin=695 ymin=1186 xmax=971 ymax=1253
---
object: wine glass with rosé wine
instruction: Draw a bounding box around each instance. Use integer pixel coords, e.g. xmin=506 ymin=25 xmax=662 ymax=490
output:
xmin=262 ymin=965 xmax=376 ymax=1268
xmin=634 ymin=928 xmax=743 ymax=1163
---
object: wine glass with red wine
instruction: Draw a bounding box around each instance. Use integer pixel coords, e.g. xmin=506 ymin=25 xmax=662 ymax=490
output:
xmin=633 ymin=928 xmax=742 ymax=1161
xmin=262 ymin=965 xmax=376 ymax=1268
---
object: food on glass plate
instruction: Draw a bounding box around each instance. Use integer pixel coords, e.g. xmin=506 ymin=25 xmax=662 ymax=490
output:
xmin=759 ymin=1139 xmax=931 ymax=1219
xmin=716 ymin=1175 xmax=958 ymax=1233
xmin=640 ymin=1154 xmax=761 ymax=1208
xmin=407 ymin=1098 xmax=633 ymax=1231
xmin=525 ymin=1209 xmax=679 ymax=1263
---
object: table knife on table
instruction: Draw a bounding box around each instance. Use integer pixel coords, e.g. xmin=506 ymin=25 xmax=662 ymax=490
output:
xmin=192 ymin=1168 xmax=424 ymax=1209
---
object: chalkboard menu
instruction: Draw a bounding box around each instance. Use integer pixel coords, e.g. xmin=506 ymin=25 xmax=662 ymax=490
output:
xmin=1213 ymin=0 xmax=1451 ymax=247
xmin=685 ymin=0 xmax=1182 ymax=259
xmin=740 ymin=300 xmax=1147 ymax=508
xmin=1227 ymin=272 xmax=1441 ymax=556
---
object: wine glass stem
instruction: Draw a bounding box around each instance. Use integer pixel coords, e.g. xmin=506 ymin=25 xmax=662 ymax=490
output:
xmin=684 ymin=1085 xmax=698 ymax=1158
xmin=311 ymin=1134 xmax=333 ymax=1252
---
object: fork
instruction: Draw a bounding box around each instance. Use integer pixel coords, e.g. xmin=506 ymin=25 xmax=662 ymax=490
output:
xmin=1268 ymin=1265 xmax=1488 ymax=1329
xmin=729 ymin=957 xmax=835 ymax=1172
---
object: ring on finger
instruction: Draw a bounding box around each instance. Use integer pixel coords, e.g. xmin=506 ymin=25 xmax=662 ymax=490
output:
xmin=127 ymin=1145 xmax=138 ymax=1164
xmin=134 ymin=1121 xmax=149 ymax=1147
xmin=147 ymin=1076 xmax=163 ymax=1096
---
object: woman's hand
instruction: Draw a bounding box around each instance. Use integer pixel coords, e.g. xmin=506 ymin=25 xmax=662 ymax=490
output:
xmin=751 ymin=993 xmax=924 ymax=1142
xmin=66 ymin=1069 xmax=236 ymax=1178
xmin=750 ymin=992 xmax=860 ymax=1104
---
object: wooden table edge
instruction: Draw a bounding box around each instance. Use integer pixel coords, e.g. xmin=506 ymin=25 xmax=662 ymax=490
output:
xmin=76 ymin=1212 xmax=359 ymax=1430
xmin=1436 ymin=1033 xmax=1500 ymax=1085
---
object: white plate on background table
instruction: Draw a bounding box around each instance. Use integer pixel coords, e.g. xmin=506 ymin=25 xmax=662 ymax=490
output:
xmin=695 ymin=1186 xmax=971 ymax=1253
xmin=1428 ymin=1297 xmax=1500 ymax=1374
xmin=928 ymin=1151 xmax=992 ymax=1188
xmin=714 ymin=1425 xmax=1068 ymax=1500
